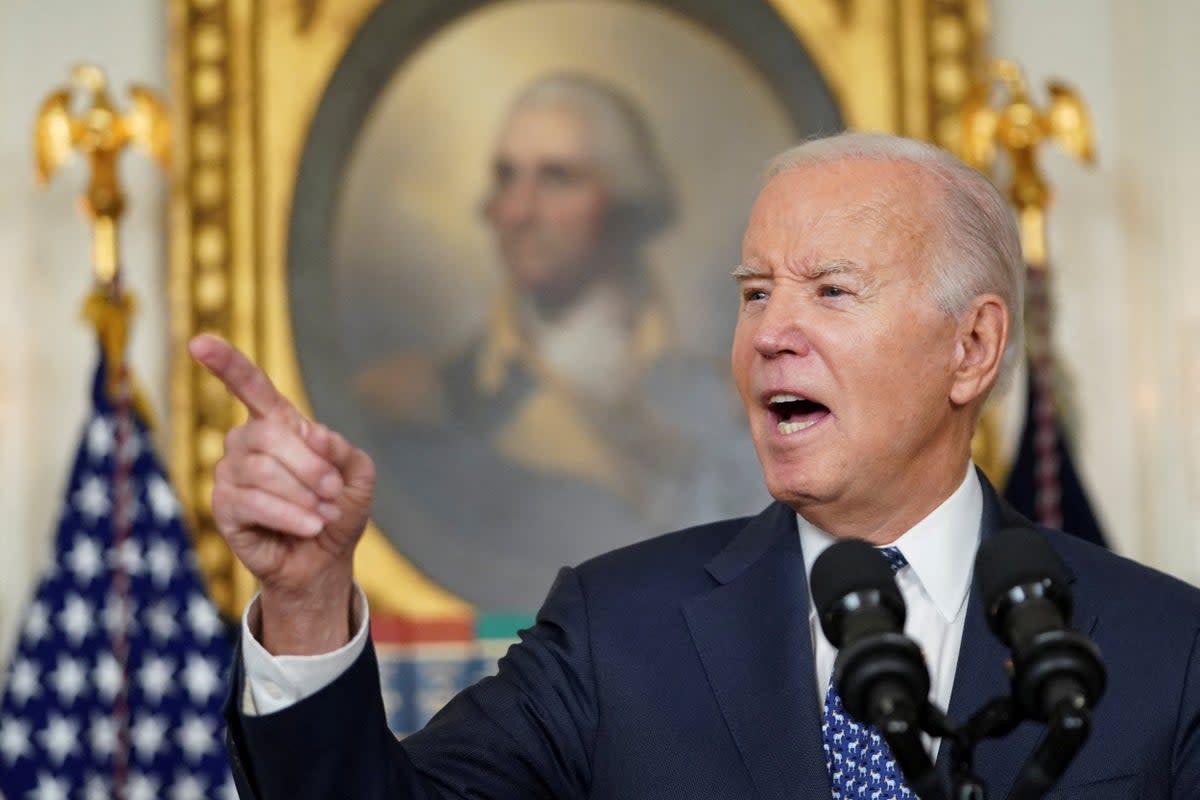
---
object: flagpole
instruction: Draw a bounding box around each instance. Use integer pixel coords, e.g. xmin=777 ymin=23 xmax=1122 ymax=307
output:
xmin=33 ymin=64 xmax=169 ymax=800
xmin=959 ymin=59 xmax=1095 ymax=530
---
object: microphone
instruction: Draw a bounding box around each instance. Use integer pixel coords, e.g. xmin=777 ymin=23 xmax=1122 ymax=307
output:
xmin=975 ymin=527 xmax=1106 ymax=800
xmin=811 ymin=540 xmax=943 ymax=800
xmin=974 ymin=527 xmax=1106 ymax=722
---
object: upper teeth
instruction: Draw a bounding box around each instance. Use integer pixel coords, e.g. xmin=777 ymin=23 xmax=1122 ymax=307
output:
xmin=769 ymin=393 xmax=803 ymax=405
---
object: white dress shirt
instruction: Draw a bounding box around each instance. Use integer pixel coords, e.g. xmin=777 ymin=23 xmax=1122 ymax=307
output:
xmin=801 ymin=463 xmax=982 ymax=757
xmin=241 ymin=585 xmax=370 ymax=715
xmin=242 ymin=465 xmax=982 ymax=720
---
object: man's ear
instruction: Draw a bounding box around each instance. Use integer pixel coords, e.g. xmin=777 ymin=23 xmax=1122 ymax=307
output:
xmin=949 ymin=294 xmax=1008 ymax=407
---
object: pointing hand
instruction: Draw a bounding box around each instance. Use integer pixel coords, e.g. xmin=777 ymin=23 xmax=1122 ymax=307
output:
xmin=189 ymin=333 xmax=376 ymax=654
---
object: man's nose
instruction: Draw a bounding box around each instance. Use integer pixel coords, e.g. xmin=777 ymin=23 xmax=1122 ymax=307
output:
xmin=491 ymin=180 xmax=537 ymax=227
xmin=752 ymin=293 xmax=812 ymax=358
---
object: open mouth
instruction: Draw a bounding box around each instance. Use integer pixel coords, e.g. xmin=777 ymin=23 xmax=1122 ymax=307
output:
xmin=767 ymin=393 xmax=830 ymax=435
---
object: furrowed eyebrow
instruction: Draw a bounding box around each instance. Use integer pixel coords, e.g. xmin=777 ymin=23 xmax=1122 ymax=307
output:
xmin=805 ymin=258 xmax=866 ymax=279
xmin=731 ymin=264 xmax=766 ymax=281
xmin=731 ymin=259 xmax=877 ymax=288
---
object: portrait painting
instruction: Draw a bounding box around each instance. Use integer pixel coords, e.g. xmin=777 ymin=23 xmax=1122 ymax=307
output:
xmin=284 ymin=0 xmax=843 ymax=612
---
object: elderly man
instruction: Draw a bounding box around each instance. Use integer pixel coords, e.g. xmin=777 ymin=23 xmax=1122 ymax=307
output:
xmin=195 ymin=132 xmax=1200 ymax=799
xmin=353 ymin=73 xmax=764 ymax=610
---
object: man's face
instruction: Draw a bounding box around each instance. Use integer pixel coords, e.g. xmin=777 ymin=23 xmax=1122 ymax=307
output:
xmin=485 ymin=105 xmax=612 ymax=302
xmin=731 ymin=159 xmax=967 ymax=526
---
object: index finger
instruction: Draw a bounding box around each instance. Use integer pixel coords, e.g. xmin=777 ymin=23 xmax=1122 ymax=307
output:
xmin=189 ymin=334 xmax=289 ymax=420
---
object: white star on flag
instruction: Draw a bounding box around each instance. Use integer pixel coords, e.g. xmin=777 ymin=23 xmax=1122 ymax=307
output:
xmin=110 ymin=538 xmax=144 ymax=576
xmin=29 ymin=772 xmax=69 ymax=800
xmin=92 ymin=652 xmax=123 ymax=703
xmin=85 ymin=416 xmax=114 ymax=461
xmin=144 ymin=599 xmax=179 ymax=643
xmin=0 ymin=717 xmax=31 ymax=765
xmin=83 ymin=773 xmax=109 ymax=800
xmin=187 ymin=594 xmax=223 ymax=641
xmin=7 ymin=659 xmax=41 ymax=707
xmin=181 ymin=654 xmax=221 ymax=704
xmin=57 ymin=593 xmax=94 ymax=648
xmin=73 ymin=474 xmax=111 ymax=521
xmin=170 ymin=772 xmax=208 ymax=800
xmin=146 ymin=474 xmax=179 ymax=523
xmin=130 ymin=713 xmax=168 ymax=763
xmin=137 ymin=655 xmax=175 ymax=704
xmin=37 ymin=714 xmax=79 ymax=765
xmin=22 ymin=601 xmax=50 ymax=644
xmin=49 ymin=656 xmax=88 ymax=704
xmin=176 ymin=713 xmax=217 ymax=762
xmin=146 ymin=538 xmax=178 ymax=587
xmin=65 ymin=535 xmax=105 ymax=584
xmin=127 ymin=771 xmax=160 ymax=800
xmin=89 ymin=714 xmax=119 ymax=758
xmin=102 ymin=590 xmax=136 ymax=637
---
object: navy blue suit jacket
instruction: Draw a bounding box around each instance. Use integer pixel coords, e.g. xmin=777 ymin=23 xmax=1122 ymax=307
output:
xmin=224 ymin=478 xmax=1200 ymax=798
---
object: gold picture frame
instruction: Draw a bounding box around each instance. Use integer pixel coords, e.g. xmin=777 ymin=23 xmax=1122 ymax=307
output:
xmin=168 ymin=0 xmax=989 ymax=620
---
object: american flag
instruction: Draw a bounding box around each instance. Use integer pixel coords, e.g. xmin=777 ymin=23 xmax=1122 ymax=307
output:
xmin=1002 ymin=266 xmax=1107 ymax=548
xmin=0 ymin=354 xmax=235 ymax=799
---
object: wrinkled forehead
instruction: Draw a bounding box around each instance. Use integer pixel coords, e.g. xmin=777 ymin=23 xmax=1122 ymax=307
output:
xmin=743 ymin=160 xmax=944 ymax=268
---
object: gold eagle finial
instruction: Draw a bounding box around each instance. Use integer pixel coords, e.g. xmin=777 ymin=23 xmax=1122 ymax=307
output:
xmin=34 ymin=64 xmax=170 ymax=284
xmin=957 ymin=59 xmax=1095 ymax=267
xmin=33 ymin=65 xmax=169 ymax=425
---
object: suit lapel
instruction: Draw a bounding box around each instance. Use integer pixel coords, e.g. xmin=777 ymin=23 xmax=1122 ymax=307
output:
xmin=936 ymin=472 xmax=1097 ymax=790
xmin=683 ymin=503 xmax=832 ymax=800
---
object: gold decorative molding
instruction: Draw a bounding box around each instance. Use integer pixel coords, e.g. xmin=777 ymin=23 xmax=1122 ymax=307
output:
xmin=170 ymin=0 xmax=991 ymax=620
xmin=169 ymin=0 xmax=242 ymax=614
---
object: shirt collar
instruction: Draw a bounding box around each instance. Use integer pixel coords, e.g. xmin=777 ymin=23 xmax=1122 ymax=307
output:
xmin=474 ymin=289 xmax=673 ymax=396
xmin=798 ymin=463 xmax=982 ymax=623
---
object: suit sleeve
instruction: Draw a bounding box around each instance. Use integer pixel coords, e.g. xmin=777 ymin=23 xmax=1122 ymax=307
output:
xmin=1172 ymin=624 xmax=1200 ymax=797
xmin=224 ymin=566 xmax=598 ymax=799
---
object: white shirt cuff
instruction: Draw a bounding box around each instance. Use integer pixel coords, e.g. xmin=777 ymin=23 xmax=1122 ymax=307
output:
xmin=240 ymin=584 xmax=370 ymax=716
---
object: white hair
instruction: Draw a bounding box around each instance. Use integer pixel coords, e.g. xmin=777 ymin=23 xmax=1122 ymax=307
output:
xmin=765 ymin=132 xmax=1024 ymax=395
xmin=507 ymin=72 xmax=675 ymax=241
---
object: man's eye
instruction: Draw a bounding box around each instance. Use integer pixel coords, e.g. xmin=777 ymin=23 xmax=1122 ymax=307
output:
xmin=742 ymin=289 xmax=768 ymax=303
xmin=493 ymin=163 xmax=515 ymax=187
xmin=819 ymin=285 xmax=847 ymax=298
xmin=540 ymin=164 xmax=583 ymax=187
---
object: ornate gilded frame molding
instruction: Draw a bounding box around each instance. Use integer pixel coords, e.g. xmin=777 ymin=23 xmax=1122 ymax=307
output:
xmin=168 ymin=0 xmax=989 ymax=619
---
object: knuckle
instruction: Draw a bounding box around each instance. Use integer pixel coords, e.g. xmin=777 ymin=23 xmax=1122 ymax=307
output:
xmin=304 ymin=460 xmax=332 ymax=487
xmin=239 ymin=490 xmax=282 ymax=532
xmin=243 ymin=453 xmax=277 ymax=486
xmin=269 ymin=420 xmax=301 ymax=452
xmin=223 ymin=424 xmax=247 ymax=453
xmin=248 ymin=421 xmax=277 ymax=450
xmin=243 ymin=488 xmax=274 ymax=517
xmin=210 ymin=485 xmax=236 ymax=533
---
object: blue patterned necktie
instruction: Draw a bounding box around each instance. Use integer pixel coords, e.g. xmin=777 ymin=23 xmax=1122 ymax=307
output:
xmin=821 ymin=546 xmax=914 ymax=799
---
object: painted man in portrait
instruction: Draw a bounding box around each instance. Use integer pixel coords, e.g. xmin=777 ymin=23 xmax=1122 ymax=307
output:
xmin=353 ymin=73 xmax=768 ymax=610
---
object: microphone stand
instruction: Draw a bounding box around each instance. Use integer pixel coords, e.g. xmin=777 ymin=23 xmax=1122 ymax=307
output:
xmin=868 ymin=683 xmax=946 ymax=800
xmin=898 ymin=690 xmax=1089 ymax=800
xmin=928 ymin=697 xmax=1022 ymax=800
xmin=1005 ymin=695 xmax=1091 ymax=800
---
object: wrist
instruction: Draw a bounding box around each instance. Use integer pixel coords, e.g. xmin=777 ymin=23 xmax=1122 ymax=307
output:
xmin=259 ymin=569 xmax=355 ymax=656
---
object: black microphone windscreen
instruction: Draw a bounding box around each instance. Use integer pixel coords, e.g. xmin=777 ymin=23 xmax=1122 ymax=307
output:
xmin=974 ymin=527 xmax=1070 ymax=610
xmin=811 ymin=539 xmax=903 ymax=622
